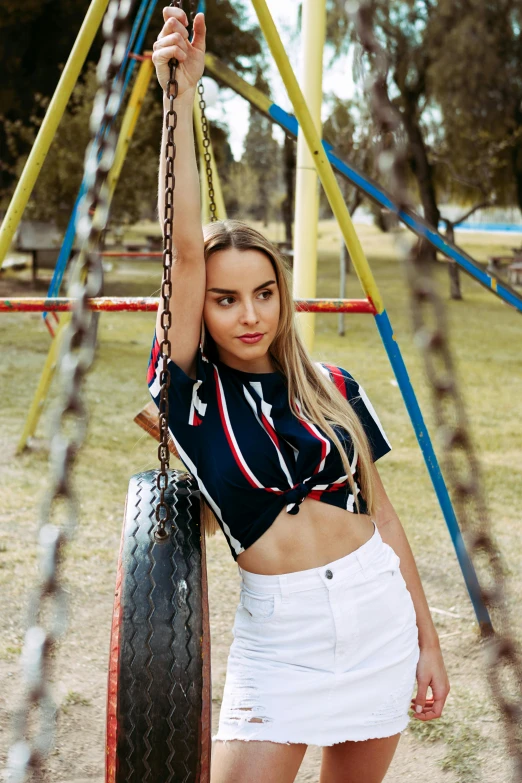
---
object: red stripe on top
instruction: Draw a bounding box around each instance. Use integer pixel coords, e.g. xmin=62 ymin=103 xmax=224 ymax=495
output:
xmin=297 ymin=417 xmax=328 ymax=475
xmin=147 ymin=334 xmax=161 ymax=384
xmin=322 ymin=363 xmax=347 ymax=399
xmin=214 ymin=367 xmax=260 ymax=489
xmin=260 ymin=412 xmax=281 ymax=450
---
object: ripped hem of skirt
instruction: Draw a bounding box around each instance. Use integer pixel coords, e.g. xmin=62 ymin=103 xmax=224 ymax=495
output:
xmin=211 ymin=713 xmax=410 ymax=746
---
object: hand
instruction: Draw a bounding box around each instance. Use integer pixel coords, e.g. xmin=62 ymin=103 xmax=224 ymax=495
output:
xmin=410 ymin=645 xmax=450 ymax=721
xmin=152 ymin=7 xmax=206 ymax=97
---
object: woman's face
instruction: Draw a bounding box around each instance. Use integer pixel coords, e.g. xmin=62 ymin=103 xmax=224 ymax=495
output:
xmin=203 ymin=247 xmax=281 ymax=372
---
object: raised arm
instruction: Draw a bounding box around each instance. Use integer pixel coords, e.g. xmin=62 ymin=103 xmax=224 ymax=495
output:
xmin=152 ymin=8 xmax=207 ymax=378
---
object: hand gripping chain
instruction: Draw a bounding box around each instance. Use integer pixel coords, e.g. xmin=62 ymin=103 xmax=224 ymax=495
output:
xmin=349 ymin=2 xmax=522 ymax=778
xmin=3 ymin=2 xmax=135 ymax=781
xmin=156 ymin=0 xmax=184 ymax=541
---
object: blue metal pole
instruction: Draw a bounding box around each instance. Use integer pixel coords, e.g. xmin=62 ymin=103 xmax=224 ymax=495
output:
xmin=43 ymin=0 xmax=158 ymax=325
xmin=374 ymin=308 xmax=492 ymax=631
xmin=265 ymin=103 xmax=522 ymax=314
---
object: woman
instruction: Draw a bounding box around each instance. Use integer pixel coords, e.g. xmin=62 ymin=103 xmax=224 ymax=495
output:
xmin=149 ymin=8 xmax=449 ymax=783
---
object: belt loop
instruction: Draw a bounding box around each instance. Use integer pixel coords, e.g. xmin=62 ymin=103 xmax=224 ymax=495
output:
xmin=279 ymin=573 xmax=290 ymax=602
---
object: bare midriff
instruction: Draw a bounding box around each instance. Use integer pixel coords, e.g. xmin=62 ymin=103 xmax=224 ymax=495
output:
xmin=235 ymin=498 xmax=375 ymax=576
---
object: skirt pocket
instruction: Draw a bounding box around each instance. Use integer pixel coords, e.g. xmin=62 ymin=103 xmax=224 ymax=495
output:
xmin=239 ymin=586 xmax=282 ymax=624
xmin=366 ymin=543 xmax=417 ymax=635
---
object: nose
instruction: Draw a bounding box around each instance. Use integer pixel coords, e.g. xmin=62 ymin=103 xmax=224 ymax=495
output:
xmin=239 ymin=298 xmax=260 ymax=325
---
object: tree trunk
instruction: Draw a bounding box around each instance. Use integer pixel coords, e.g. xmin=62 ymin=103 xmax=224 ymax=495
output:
xmin=281 ymin=133 xmax=295 ymax=247
xmin=402 ymin=104 xmax=440 ymax=262
xmin=338 ymin=242 xmax=351 ymax=337
xmin=512 ymin=140 xmax=522 ymax=218
xmin=444 ymin=223 xmax=462 ymax=300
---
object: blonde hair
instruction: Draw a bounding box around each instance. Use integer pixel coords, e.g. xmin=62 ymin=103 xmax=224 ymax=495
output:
xmin=180 ymin=219 xmax=376 ymax=538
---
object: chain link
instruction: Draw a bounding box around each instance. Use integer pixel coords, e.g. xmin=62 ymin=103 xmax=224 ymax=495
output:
xmin=350 ymin=2 xmax=522 ymax=777
xmin=188 ymin=0 xmax=218 ymax=222
xmin=197 ymin=81 xmax=218 ymax=222
xmin=3 ymin=2 xmax=135 ymax=780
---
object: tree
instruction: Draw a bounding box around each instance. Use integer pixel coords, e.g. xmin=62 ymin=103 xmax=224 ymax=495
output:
xmin=0 ymin=0 xmax=262 ymax=208
xmin=340 ymin=1 xmax=520 ymax=298
xmin=242 ymin=68 xmax=281 ymax=225
xmin=427 ymin=0 xmax=522 ymax=211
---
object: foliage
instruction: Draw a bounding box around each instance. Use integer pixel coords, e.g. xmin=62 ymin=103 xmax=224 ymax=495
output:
xmin=426 ymin=0 xmax=522 ymax=209
xmin=12 ymin=65 xmax=96 ymax=230
xmin=0 ymin=0 xmax=262 ymax=205
xmin=241 ymin=68 xmax=282 ymax=224
xmin=322 ymin=94 xmax=375 ymax=219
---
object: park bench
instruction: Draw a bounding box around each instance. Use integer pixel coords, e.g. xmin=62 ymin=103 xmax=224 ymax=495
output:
xmin=13 ymin=220 xmax=69 ymax=282
xmin=507 ymin=260 xmax=522 ymax=286
xmin=487 ymin=246 xmax=522 ymax=286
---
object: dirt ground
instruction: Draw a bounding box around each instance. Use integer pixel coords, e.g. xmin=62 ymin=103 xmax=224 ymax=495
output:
xmin=1 ymin=225 xmax=521 ymax=782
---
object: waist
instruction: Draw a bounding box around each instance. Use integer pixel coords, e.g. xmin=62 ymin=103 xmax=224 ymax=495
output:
xmin=238 ymin=520 xmax=380 ymax=593
xmin=235 ymin=497 xmax=375 ymax=575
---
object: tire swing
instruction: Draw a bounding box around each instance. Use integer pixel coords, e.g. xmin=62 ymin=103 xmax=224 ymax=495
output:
xmin=105 ymin=8 xmax=213 ymax=780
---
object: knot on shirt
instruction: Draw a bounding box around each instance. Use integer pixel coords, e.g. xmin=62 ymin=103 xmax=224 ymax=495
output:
xmin=284 ymin=482 xmax=312 ymax=515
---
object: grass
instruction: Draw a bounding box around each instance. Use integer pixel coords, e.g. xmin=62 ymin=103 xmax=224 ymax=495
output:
xmin=61 ymin=690 xmax=92 ymax=714
xmin=0 ymin=222 xmax=520 ymax=780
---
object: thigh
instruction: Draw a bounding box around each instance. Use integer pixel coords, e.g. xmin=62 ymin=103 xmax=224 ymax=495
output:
xmin=320 ymin=734 xmax=401 ymax=783
xmin=211 ymin=738 xmax=307 ymax=783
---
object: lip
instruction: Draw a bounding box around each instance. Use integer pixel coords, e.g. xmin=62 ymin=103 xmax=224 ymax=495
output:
xmin=237 ymin=333 xmax=264 ymax=344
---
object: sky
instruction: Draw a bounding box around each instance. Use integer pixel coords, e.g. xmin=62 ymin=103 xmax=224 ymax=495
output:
xmin=203 ymin=1 xmax=355 ymax=160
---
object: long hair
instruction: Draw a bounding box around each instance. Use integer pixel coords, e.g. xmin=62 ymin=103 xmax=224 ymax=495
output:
xmin=189 ymin=219 xmax=376 ymax=538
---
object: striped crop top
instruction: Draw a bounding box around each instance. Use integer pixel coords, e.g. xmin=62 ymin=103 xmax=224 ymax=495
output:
xmin=147 ymin=334 xmax=392 ymax=561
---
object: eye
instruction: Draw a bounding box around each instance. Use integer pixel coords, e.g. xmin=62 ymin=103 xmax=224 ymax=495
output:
xmin=259 ymin=290 xmax=273 ymax=300
xmin=217 ymin=296 xmax=234 ymax=306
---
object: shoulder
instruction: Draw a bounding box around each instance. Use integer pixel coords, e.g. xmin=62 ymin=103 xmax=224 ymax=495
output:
xmin=315 ymin=361 xmax=359 ymax=401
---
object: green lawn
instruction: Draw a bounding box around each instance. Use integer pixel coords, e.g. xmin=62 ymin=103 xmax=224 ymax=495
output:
xmin=0 ymin=222 xmax=520 ymax=781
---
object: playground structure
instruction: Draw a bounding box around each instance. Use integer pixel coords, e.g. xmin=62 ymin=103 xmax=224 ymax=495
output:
xmin=1 ymin=0 xmax=522 ymax=781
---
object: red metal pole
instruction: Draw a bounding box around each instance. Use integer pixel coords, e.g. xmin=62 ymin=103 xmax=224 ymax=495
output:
xmin=101 ymin=251 xmax=163 ymax=257
xmin=0 ymin=297 xmax=377 ymax=314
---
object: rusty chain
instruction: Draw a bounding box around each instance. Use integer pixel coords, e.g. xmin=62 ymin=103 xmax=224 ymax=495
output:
xmin=197 ymin=81 xmax=218 ymax=222
xmin=3 ymin=1 xmax=135 ymax=780
xmin=155 ymin=0 xmax=185 ymax=541
xmin=349 ymin=1 xmax=522 ymax=777
xmin=188 ymin=0 xmax=218 ymax=222
xmin=155 ymin=0 xmax=216 ymax=540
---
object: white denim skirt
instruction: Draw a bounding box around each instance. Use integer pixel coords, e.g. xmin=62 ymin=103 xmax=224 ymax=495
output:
xmin=212 ymin=523 xmax=420 ymax=747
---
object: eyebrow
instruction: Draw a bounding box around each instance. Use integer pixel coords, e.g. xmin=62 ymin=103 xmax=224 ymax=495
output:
xmin=207 ymin=279 xmax=277 ymax=294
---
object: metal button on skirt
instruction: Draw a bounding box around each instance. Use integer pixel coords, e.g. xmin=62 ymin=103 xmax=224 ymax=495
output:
xmin=212 ymin=524 xmax=420 ymax=746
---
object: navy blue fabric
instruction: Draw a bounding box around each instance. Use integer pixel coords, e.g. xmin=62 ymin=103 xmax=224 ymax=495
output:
xmin=147 ymin=335 xmax=392 ymax=561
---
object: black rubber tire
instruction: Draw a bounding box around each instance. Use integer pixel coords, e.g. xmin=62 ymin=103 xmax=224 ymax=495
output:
xmin=106 ymin=469 xmax=211 ymax=783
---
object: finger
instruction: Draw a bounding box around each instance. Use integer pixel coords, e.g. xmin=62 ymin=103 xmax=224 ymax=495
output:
xmin=428 ymin=696 xmax=445 ymax=718
xmin=411 ymin=696 xmax=434 ymax=709
xmin=153 ymin=32 xmax=189 ymax=54
xmin=162 ymin=5 xmax=188 ymax=26
xmin=157 ymin=16 xmax=189 ymax=41
xmin=413 ymin=679 xmax=429 ymax=716
xmin=191 ymin=12 xmax=206 ymax=52
xmin=152 ymin=44 xmax=187 ymax=65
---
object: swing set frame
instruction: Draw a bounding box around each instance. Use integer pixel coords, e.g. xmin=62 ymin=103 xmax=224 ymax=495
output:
xmin=2 ymin=0 xmax=522 ymax=779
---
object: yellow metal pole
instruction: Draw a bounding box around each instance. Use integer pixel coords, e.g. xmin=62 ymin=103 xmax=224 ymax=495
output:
xmin=108 ymin=57 xmax=154 ymax=201
xmin=17 ymin=62 xmax=153 ymax=453
xmin=293 ymin=0 xmax=326 ymax=352
xmin=0 ymin=0 xmax=110 ymax=266
xmin=193 ymin=93 xmax=227 ymax=221
xmin=16 ymin=316 xmax=70 ymax=453
xmin=250 ymin=0 xmax=384 ymax=315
